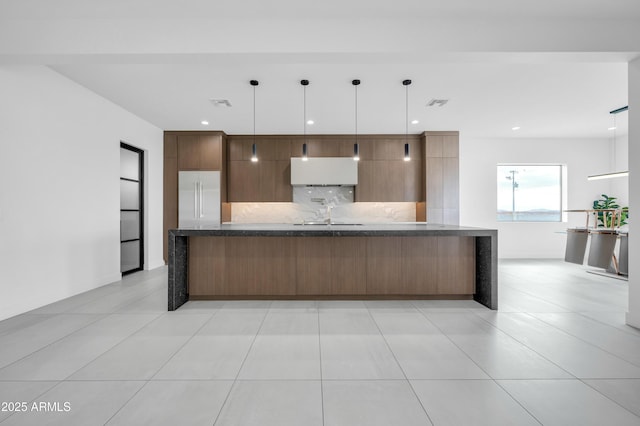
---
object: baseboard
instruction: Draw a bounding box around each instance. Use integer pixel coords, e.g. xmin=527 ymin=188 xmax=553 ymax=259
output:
xmin=146 ymin=259 xmax=166 ymax=270
xmin=100 ymin=273 xmax=125 ymax=286
xmin=626 ymin=312 xmax=640 ymax=330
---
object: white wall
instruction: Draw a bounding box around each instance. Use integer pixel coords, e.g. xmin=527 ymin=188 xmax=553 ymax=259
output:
xmin=460 ymin=137 xmax=614 ymax=258
xmin=627 ymin=58 xmax=640 ymax=329
xmin=0 ymin=66 xmax=163 ymax=321
xmin=611 ymin=134 xmax=629 ymax=206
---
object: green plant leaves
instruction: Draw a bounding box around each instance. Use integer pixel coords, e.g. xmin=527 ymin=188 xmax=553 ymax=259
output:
xmin=592 ymin=194 xmax=628 ymax=227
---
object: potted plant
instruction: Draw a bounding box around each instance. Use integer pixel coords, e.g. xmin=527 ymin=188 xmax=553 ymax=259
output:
xmin=592 ymin=194 xmax=629 ymax=228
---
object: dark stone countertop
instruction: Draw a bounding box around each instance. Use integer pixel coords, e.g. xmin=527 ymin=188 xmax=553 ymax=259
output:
xmin=169 ymin=223 xmax=497 ymax=237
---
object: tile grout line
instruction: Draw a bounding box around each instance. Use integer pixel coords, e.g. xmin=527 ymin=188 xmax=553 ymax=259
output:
xmin=101 ymin=310 xmax=219 ymax=425
xmin=101 ymin=381 xmax=148 ymax=425
xmin=51 ymin=312 xmax=170 ymax=383
xmin=0 ymin=381 xmax=62 ymax=425
xmin=1 ymin=377 xmax=539 ymax=383
xmin=55 ymin=313 xmax=164 ymax=383
xmin=412 ymin=303 xmax=545 ymax=426
xmin=365 ymin=304 xmax=435 ymax=426
xmin=579 ymin=379 xmax=640 ymax=420
xmin=467 ymin=310 xmax=640 ymax=421
xmin=0 ymin=313 xmax=110 ymax=373
xmin=147 ymin=310 xmax=222 ymax=382
xmin=109 ymin=287 xmax=169 ymax=314
xmin=574 ymin=311 xmax=640 ymax=338
xmin=490 ymin=379 xmax=548 ymax=425
xmin=518 ymin=312 xmax=640 ymax=420
xmin=519 ymin=312 xmax=640 ymax=370
xmin=528 ymin=311 xmax=640 ymax=368
xmin=500 ymin=261 xmax=627 ymax=312
xmin=497 ymin=285 xmax=574 ymax=312
xmin=469 ymin=310 xmax=579 ymax=379
xmin=0 ymin=315 xmax=56 ymax=339
xmin=211 ymin=302 xmax=271 ymax=426
xmin=54 ymin=277 xmax=164 ymax=315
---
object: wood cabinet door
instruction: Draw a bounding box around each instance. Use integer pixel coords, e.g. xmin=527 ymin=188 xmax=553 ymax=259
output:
xmin=437 ymin=237 xmax=474 ymax=294
xmin=188 ymin=236 xmax=226 ymax=296
xmin=227 ymin=161 xmax=260 ymax=201
xmin=296 ymin=237 xmax=333 ymax=295
xmin=177 ymin=134 xmax=201 ymax=170
xmin=200 ymin=135 xmax=221 ymax=170
xmin=177 ymin=134 xmax=222 ymax=171
xmin=366 ymin=237 xmax=402 ymax=294
xmin=401 ymin=237 xmax=438 ymax=294
xmin=331 ymin=237 xmax=367 ymax=295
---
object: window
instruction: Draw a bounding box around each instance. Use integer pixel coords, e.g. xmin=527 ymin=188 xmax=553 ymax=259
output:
xmin=497 ymin=164 xmax=564 ymax=222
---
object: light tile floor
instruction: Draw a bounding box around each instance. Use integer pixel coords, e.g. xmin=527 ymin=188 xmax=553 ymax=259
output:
xmin=0 ymin=260 xmax=639 ymax=425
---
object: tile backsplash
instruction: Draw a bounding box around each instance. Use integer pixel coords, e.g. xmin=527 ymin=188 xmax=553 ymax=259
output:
xmin=231 ymin=186 xmax=417 ymax=224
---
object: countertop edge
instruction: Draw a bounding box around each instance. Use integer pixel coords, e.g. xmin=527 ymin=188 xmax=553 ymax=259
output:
xmin=168 ymin=224 xmax=498 ymax=237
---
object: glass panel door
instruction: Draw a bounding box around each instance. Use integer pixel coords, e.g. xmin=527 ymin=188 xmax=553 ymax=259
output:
xmin=120 ymin=142 xmax=144 ymax=274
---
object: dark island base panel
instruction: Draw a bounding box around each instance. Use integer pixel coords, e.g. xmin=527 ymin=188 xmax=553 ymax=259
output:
xmin=168 ymin=224 xmax=498 ymax=311
xmin=474 ymin=236 xmax=498 ymax=309
xmin=168 ymin=234 xmax=189 ymax=311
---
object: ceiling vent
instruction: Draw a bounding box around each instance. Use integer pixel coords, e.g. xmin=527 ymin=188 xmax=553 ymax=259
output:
xmin=426 ymin=99 xmax=449 ymax=107
xmin=210 ymin=99 xmax=232 ymax=107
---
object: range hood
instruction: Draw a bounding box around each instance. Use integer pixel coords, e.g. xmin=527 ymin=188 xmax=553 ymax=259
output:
xmin=291 ymin=157 xmax=358 ymax=186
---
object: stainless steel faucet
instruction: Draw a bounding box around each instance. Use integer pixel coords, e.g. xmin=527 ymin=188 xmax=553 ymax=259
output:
xmin=325 ymin=205 xmax=333 ymax=224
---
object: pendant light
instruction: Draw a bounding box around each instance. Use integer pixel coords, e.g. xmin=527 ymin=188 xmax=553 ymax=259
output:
xmin=301 ymin=79 xmax=309 ymax=161
xmin=587 ymin=106 xmax=629 ymax=180
xmin=403 ymin=79 xmax=411 ymax=162
xmin=250 ymin=80 xmax=259 ymax=162
xmin=353 ymin=79 xmax=361 ymax=161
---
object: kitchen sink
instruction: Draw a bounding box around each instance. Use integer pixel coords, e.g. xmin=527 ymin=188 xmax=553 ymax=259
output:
xmin=294 ymin=222 xmax=363 ymax=226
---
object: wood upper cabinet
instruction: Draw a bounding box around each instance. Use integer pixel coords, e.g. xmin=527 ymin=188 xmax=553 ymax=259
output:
xmin=355 ymin=137 xmax=422 ymax=202
xmin=177 ymin=133 xmax=222 ymax=171
xmin=228 ymin=160 xmax=261 ymax=202
xmin=423 ymin=131 xmax=459 ymax=224
xmin=167 ymin=133 xmax=433 ymax=223
xmin=227 ymin=137 xmax=292 ymax=202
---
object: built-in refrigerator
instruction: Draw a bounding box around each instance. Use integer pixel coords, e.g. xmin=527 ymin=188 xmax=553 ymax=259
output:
xmin=178 ymin=171 xmax=220 ymax=227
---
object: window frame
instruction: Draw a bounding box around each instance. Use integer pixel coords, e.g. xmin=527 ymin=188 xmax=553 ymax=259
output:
xmin=496 ymin=163 xmax=566 ymax=223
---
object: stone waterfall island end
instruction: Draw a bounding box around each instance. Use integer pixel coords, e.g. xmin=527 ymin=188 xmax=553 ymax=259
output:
xmin=168 ymin=223 xmax=497 ymax=310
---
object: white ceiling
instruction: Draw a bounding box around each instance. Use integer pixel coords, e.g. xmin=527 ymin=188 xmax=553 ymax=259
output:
xmin=3 ymin=0 xmax=640 ymax=20
xmin=51 ymin=61 xmax=628 ymax=138
xmin=2 ymin=0 xmax=638 ymax=138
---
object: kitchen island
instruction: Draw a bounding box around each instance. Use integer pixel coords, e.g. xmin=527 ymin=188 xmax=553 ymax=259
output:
xmin=168 ymin=224 xmax=497 ymax=310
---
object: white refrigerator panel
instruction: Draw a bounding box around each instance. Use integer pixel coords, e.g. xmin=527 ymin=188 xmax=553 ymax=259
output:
xmin=198 ymin=171 xmax=221 ymax=226
xmin=178 ymin=171 xmax=198 ymax=228
xmin=178 ymin=171 xmax=220 ymax=228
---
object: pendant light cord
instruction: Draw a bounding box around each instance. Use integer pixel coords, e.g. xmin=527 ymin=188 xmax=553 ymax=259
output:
xmin=405 ymin=83 xmax=409 ymax=145
xmin=355 ymin=83 xmax=358 ymax=144
xmin=303 ymin=84 xmax=307 ymax=141
xmin=253 ymin=84 xmax=256 ymax=145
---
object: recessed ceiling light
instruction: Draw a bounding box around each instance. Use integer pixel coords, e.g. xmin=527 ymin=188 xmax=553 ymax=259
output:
xmin=512 ymin=126 xmax=521 ymax=131
xmin=608 ymin=126 xmax=617 ymax=130
xmin=201 ymin=120 xmax=209 ymax=125
xmin=411 ymin=120 xmax=419 ymax=124
xmin=307 ymin=120 xmax=314 ymax=125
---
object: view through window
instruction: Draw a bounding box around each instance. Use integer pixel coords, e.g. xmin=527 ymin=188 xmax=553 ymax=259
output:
xmin=497 ymin=164 xmax=563 ymax=222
